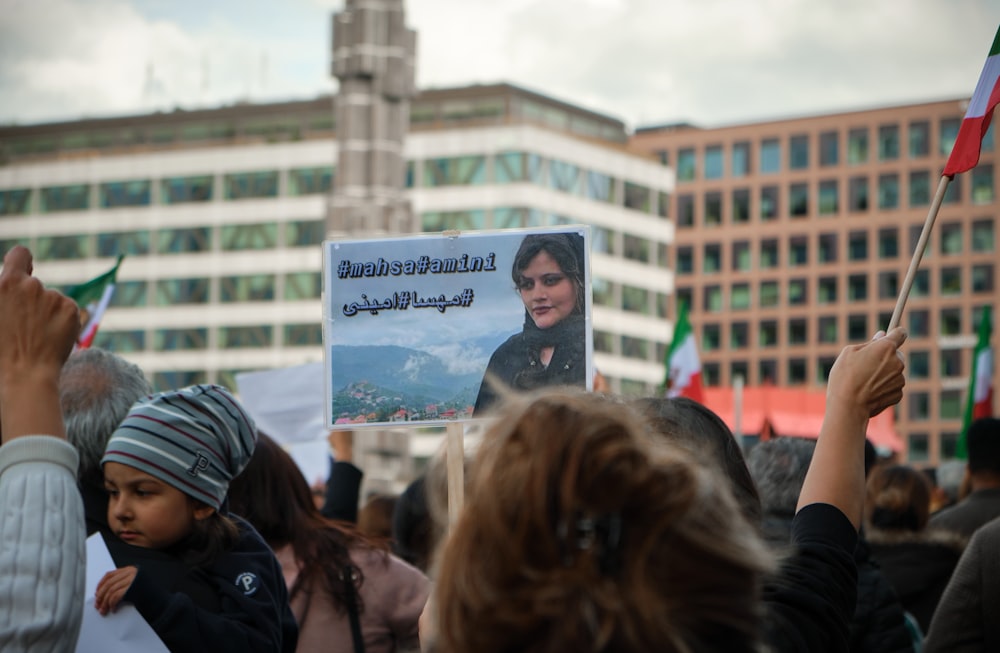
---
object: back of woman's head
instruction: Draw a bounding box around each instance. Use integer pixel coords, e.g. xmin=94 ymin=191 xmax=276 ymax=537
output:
xmin=434 ymin=389 xmax=773 ymax=653
xmin=633 ymin=396 xmax=762 ymax=526
xmin=865 ymin=464 xmax=932 ymax=532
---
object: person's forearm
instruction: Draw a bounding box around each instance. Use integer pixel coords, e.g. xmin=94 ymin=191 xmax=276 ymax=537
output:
xmin=797 ymin=396 xmax=868 ymax=529
xmin=0 ymin=368 xmax=65 ymax=441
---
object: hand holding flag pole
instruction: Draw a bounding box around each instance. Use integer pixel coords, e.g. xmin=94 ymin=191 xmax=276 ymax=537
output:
xmin=888 ymin=24 xmax=1000 ymax=332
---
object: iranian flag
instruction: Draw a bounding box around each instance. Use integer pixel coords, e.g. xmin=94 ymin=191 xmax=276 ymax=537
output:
xmin=66 ymin=256 xmax=124 ymax=349
xmin=944 ymin=26 xmax=1000 ymax=176
xmin=664 ymin=301 xmax=703 ymax=402
xmin=958 ymin=307 xmax=993 ymax=459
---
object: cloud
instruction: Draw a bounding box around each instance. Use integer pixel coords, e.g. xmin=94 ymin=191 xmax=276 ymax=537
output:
xmin=423 ymin=342 xmax=490 ymax=375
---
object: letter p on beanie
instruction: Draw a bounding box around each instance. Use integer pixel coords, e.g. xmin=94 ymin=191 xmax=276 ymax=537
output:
xmin=102 ymin=384 xmax=257 ymax=510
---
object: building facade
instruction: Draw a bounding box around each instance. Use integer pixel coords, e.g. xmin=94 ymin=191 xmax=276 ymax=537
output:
xmin=0 ymin=84 xmax=675 ymax=474
xmin=630 ymin=99 xmax=999 ymax=466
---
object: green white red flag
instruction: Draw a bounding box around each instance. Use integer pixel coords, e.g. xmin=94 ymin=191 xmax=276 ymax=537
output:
xmin=958 ymin=306 xmax=993 ymax=459
xmin=66 ymin=256 xmax=124 ymax=349
xmin=943 ymin=26 xmax=1000 ymax=176
xmin=664 ymin=301 xmax=703 ymax=402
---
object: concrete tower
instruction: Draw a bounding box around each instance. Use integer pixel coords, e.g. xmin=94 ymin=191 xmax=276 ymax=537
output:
xmin=329 ymin=0 xmax=417 ymax=235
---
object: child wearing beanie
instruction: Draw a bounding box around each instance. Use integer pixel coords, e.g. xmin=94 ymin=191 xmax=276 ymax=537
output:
xmin=94 ymin=384 xmax=298 ymax=653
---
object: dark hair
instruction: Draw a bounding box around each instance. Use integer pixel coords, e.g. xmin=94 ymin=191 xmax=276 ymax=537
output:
xmin=967 ymin=417 xmax=1000 ymax=474
xmin=227 ymin=433 xmax=384 ymax=612
xmin=392 ymin=476 xmax=434 ymax=572
xmin=633 ymin=396 xmax=762 ymax=526
xmin=358 ymin=493 xmax=397 ymax=541
xmin=511 ymin=232 xmax=585 ymax=317
xmin=865 ymin=464 xmax=931 ymax=532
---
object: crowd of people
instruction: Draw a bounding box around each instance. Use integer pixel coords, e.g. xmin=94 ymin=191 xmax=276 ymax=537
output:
xmin=1 ymin=242 xmax=999 ymax=652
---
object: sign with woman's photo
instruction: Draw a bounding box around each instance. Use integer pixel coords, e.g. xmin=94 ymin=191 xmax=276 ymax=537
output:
xmin=322 ymin=226 xmax=593 ymax=428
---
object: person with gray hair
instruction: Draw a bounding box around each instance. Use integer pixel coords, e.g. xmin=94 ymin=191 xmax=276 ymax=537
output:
xmin=59 ymin=347 xmax=152 ymax=535
xmin=748 ymin=437 xmax=916 ymax=653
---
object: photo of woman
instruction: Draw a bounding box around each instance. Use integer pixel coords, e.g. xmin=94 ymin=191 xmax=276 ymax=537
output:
xmin=473 ymin=231 xmax=588 ymax=414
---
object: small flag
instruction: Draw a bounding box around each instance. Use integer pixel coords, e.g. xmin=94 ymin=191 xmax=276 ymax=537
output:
xmin=66 ymin=256 xmax=124 ymax=349
xmin=664 ymin=300 xmax=703 ymax=402
xmin=957 ymin=306 xmax=993 ymax=459
xmin=943 ymin=26 xmax=1000 ymax=176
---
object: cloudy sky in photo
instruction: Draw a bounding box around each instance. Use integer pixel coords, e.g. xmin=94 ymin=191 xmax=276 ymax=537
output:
xmin=2 ymin=0 xmax=997 ymax=130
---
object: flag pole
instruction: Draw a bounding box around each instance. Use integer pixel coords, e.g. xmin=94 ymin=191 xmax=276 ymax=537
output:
xmin=887 ymin=175 xmax=952 ymax=331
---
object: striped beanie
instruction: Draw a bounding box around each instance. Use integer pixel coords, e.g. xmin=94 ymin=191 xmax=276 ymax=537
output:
xmin=101 ymin=384 xmax=257 ymax=510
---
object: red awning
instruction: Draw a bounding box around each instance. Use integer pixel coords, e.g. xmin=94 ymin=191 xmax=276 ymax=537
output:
xmin=701 ymin=385 xmax=904 ymax=452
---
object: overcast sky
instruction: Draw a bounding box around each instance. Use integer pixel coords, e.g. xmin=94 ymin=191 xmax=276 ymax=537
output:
xmin=1 ymin=0 xmax=997 ymax=130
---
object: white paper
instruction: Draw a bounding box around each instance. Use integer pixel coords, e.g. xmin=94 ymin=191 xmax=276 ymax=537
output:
xmin=75 ymin=534 xmax=169 ymax=653
xmin=236 ymin=362 xmax=328 ymax=444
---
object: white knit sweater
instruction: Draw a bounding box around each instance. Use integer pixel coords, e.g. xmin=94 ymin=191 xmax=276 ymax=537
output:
xmin=0 ymin=436 xmax=86 ymax=652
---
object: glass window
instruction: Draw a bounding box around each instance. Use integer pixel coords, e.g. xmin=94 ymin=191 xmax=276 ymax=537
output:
xmin=788 ymin=278 xmax=807 ymax=305
xmin=760 ymin=239 xmax=779 ymax=269
xmin=849 ymin=230 xmax=868 ymax=261
xmin=818 ymin=276 xmax=838 ymax=304
xmin=732 ymin=141 xmax=750 ymax=176
xmin=878 ymin=227 xmax=899 ymax=259
xmin=909 ymin=310 xmax=929 ymax=337
xmin=758 ymin=320 xmax=778 ymax=347
xmin=157 ymin=227 xmax=211 ymax=254
xmin=732 ymin=188 xmax=750 ymax=223
xmin=940 ymin=222 xmax=963 ymax=255
xmin=731 ymin=283 xmax=751 ymax=310
xmin=154 ymin=328 xmax=208 ymax=351
xmin=972 ymin=218 xmax=995 ymax=252
xmin=704 ymin=285 xmax=723 ymax=312
xmin=848 ymin=275 xmax=867 ymax=301
xmin=585 ymin=171 xmax=616 ymax=203
xmin=943 ymin=174 xmax=962 ymax=204
xmin=594 ymin=330 xmax=614 ymax=353
xmin=909 ymin=120 xmax=929 ymax=158
xmin=98 ymin=231 xmax=149 ymax=257
xmin=817 ymin=356 xmax=837 ymax=384
xmin=849 ymin=176 xmax=869 ymax=212
xmin=495 ymin=151 xmax=531 ymax=183
xmin=162 ymin=175 xmax=213 ymax=204
xmin=908 ymin=395 xmax=930 ymax=422
xmin=940 ymin=389 xmax=963 ymax=419
xmin=93 ymin=329 xmax=146 ymax=353
xmin=288 ymin=166 xmax=333 ymax=195
xmin=789 ymin=183 xmax=809 ymax=217
xmin=912 ymin=269 xmax=930 ymax=297
xmin=675 ymin=246 xmax=693 ymax=275
xmin=550 ymin=160 xmax=583 ymax=195
xmin=818 ymin=180 xmax=838 ymax=215
xmin=909 ymin=351 xmax=930 ymax=379
xmin=677 ymin=194 xmax=694 ymax=227
xmin=847 ymin=128 xmax=869 ymax=164
xmin=878 ymin=173 xmax=899 ymax=209
xmin=677 ymin=148 xmax=696 ymax=182
xmin=730 ymin=322 xmax=749 ymax=349
xmin=0 ymin=188 xmax=31 ymax=215
xmin=111 ymin=280 xmax=147 ymax=308
xmin=760 ymin=280 xmax=779 ymax=307
xmin=623 ymin=235 xmax=650 ymax=263
xmin=760 ymin=138 xmax=780 ymax=173
xmin=39 ymin=184 xmax=89 ymax=212
xmin=703 ymin=244 xmax=721 ymax=273
xmin=221 ymin=223 xmax=277 ymax=251
xmin=941 ymin=308 xmax=962 ymax=336
xmin=789 ymin=134 xmax=809 ymax=169
xmin=284 ymin=271 xmax=321 ymax=300
xmin=878 ymin=124 xmax=900 ymax=160
xmin=592 ymin=278 xmax=615 ymax=307
xmin=656 ymin=191 xmax=669 ymax=219
xmin=99 ymin=180 xmax=151 ymax=208
xmin=622 ymin=285 xmax=650 ymax=314
xmin=220 ymin=274 xmax=275 ymax=302
xmin=941 ymin=433 xmax=961 ymax=460
xmin=621 ymin=336 xmax=649 ymax=360
xmin=940 ymin=267 xmax=962 ymax=296
xmin=156 ymin=278 xmax=210 ymax=305
xmin=819 ymin=130 xmax=839 ymax=166
xmin=219 ymin=325 xmax=273 ymax=349
xmin=732 ymin=240 xmax=751 ymax=271
xmin=819 ymin=316 xmax=838 ymax=343
xmin=286 ymin=219 xmax=325 ymax=248
xmin=424 ymin=156 xmax=487 ymax=187
xmin=848 ymin=314 xmax=868 ymax=341
xmin=759 ymin=359 xmax=778 ymax=384
xmin=624 ymin=182 xmax=651 ymax=212
xmin=760 ymin=185 xmax=779 ymax=221
xmin=972 ymin=264 xmax=994 ymax=293
xmin=909 ymin=170 xmax=930 ymax=206
xmin=704 ymin=145 xmax=723 ymax=179
xmin=939 ymin=118 xmax=961 ymax=155
xmin=702 ymin=324 xmax=721 ymax=351
xmin=878 ymin=271 xmax=899 ymax=299
xmin=788 ymin=358 xmax=807 ymax=384
xmin=941 ymin=349 xmax=963 ymax=378
xmin=789 ymin=236 xmax=808 ymax=266
xmin=818 ymin=233 xmax=838 ymax=263
xmin=36 ymin=235 xmax=90 ymax=260
xmin=789 ymin=319 xmax=807 ymax=345
xmin=704 ymin=192 xmax=722 ymax=226
xmin=421 ymin=210 xmax=486 ymax=231
xmin=971 ymin=164 xmax=995 ymax=204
